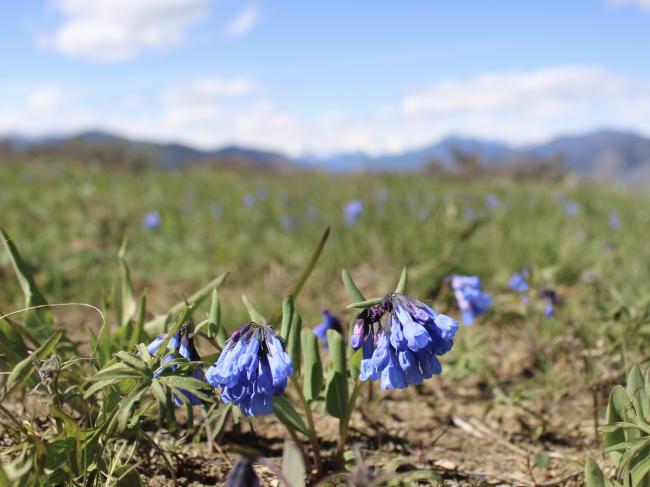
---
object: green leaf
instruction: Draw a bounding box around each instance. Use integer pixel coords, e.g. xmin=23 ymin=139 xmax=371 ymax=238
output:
xmin=288 ymin=313 xmax=302 ymax=378
xmin=605 ymin=385 xmax=633 ymax=466
xmin=324 ymin=329 xmax=348 ymax=419
xmin=270 ymin=228 xmax=330 ymax=326
xmin=394 ymin=266 xmax=408 ymax=294
xmin=4 ymin=328 xmax=63 ymax=393
xmin=242 ymin=295 xmax=267 ymax=325
xmin=157 ymin=375 xmax=213 ymax=400
xmin=117 ymin=382 xmax=150 ymax=431
xmin=532 ymin=452 xmax=550 ymax=469
xmin=127 ymin=294 xmax=147 ymax=350
xmin=114 ymin=351 xmax=148 ymax=371
xmin=301 ymin=328 xmax=323 ymax=401
xmin=584 ymin=457 xmax=607 ymax=487
xmin=144 ymin=272 xmax=228 ymax=334
xmin=627 ymin=364 xmax=650 ymax=420
xmin=346 ymin=298 xmax=383 ymax=309
xmin=630 ymin=455 xmax=650 ymax=485
xmin=0 ymin=227 xmax=52 ymax=333
xmin=273 ymin=395 xmax=310 ymax=436
xmin=341 ymin=270 xmax=365 ymax=302
xmin=281 ymin=440 xmax=306 ymax=487
xmin=349 ymin=348 xmax=363 ymax=381
xmin=118 ymin=241 xmax=137 ymax=328
xmin=280 ymin=296 xmax=294 ymax=342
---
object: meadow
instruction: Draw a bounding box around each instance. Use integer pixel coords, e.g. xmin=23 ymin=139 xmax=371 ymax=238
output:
xmin=1 ymin=158 xmax=649 ymax=486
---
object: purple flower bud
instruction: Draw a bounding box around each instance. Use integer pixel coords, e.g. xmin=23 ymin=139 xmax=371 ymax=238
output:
xmin=225 ymin=457 xmax=260 ymax=487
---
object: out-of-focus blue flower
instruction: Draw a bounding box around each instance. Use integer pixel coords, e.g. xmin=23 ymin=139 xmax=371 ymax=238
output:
xmin=141 ymin=211 xmax=161 ymax=231
xmin=225 ymin=457 xmax=260 ymax=487
xmin=608 ymin=210 xmax=621 ymax=230
xmin=486 ymin=194 xmax=500 ymax=210
xmin=376 ymin=188 xmax=389 ymax=204
xmin=564 ymin=201 xmax=580 ymax=217
xmin=541 ymin=288 xmax=559 ymax=317
xmin=146 ymin=322 xmax=204 ymax=406
xmin=281 ymin=215 xmax=297 ymax=230
xmin=256 ymin=188 xmax=268 ymax=201
xmin=343 ymin=200 xmax=364 ymax=227
xmin=353 ymin=294 xmax=458 ymax=390
xmin=463 ymin=208 xmax=475 ymax=222
xmin=211 ymin=203 xmax=223 ymax=219
xmin=206 ymin=323 xmax=292 ymax=416
xmin=305 ymin=205 xmax=318 ymax=221
xmin=313 ymin=308 xmax=343 ymax=346
xmin=243 ymin=195 xmax=256 ymax=208
xmin=509 ymin=269 xmax=529 ymax=294
xmin=450 ymin=275 xmax=492 ymax=325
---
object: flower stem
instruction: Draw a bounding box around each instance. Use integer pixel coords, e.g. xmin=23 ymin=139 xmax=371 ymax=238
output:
xmin=336 ymin=380 xmax=362 ymax=467
xmin=290 ymin=377 xmax=323 ymax=477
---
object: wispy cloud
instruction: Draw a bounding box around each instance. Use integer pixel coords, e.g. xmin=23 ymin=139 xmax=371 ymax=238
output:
xmin=224 ymin=5 xmax=259 ymax=39
xmin=606 ymin=0 xmax=650 ymax=10
xmin=2 ymin=66 xmax=650 ymax=156
xmin=42 ymin=0 xmax=207 ymax=61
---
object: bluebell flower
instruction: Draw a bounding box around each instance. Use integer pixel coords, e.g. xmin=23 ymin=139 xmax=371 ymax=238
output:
xmin=352 ymin=294 xmax=458 ymax=390
xmin=205 ymin=323 xmax=292 ymax=416
xmin=564 ymin=201 xmax=580 ymax=217
xmin=146 ymin=322 xmax=204 ymax=406
xmin=313 ymin=308 xmax=343 ymax=346
xmin=343 ymin=200 xmax=364 ymax=227
xmin=141 ymin=211 xmax=161 ymax=231
xmin=225 ymin=457 xmax=260 ymax=487
xmin=541 ymin=288 xmax=558 ymax=317
xmin=243 ymin=195 xmax=256 ymax=208
xmin=463 ymin=208 xmax=475 ymax=222
xmin=211 ymin=203 xmax=223 ymax=219
xmin=486 ymin=194 xmax=500 ymax=210
xmin=608 ymin=210 xmax=621 ymax=230
xmin=256 ymin=188 xmax=268 ymax=201
xmin=509 ymin=268 xmax=529 ymax=294
xmin=305 ymin=205 xmax=318 ymax=221
xmin=281 ymin=215 xmax=297 ymax=230
xmin=450 ymin=275 xmax=492 ymax=325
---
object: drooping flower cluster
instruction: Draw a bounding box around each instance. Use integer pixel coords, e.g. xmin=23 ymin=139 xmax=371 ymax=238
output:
xmin=205 ymin=323 xmax=293 ymax=416
xmin=450 ymin=275 xmax=493 ymax=325
xmin=313 ymin=308 xmax=343 ymax=346
xmin=352 ymin=294 xmax=458 ymax=390
xmin=508 ymin=268 xmax=529 ymax=294
xmin=146 ymin=321 xmax=204 ymax=406
xmin=541 ymin=288 xmax=559 ymax=317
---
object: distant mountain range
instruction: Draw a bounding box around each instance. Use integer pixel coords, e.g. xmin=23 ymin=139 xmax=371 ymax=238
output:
xmin=3 ymin=128 xmax=650 ymax=184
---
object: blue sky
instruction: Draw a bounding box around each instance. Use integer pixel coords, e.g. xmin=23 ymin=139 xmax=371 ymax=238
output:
xmin=1 ymin=0 xmax=649 ymax=155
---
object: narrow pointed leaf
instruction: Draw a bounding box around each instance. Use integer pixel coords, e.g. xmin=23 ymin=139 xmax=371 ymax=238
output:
xmin=242 ymin=295 xmax=267 ymax=325
xmin=280 ymin=296 xmax=294 ymax=341
xmin=341 ymin=270 xmax=365 ymax=302
xmin=324 ymin=329 xmax=348 ymax=419
xmin=346 ymin=298 xmax=383 ymax=309
xmin=301 ymin=328 xmax=323 ymax=401
xmin=273 ymin=395 xmax=310 ymax=436
xmin=281 ymin=440 xmax=306 ymax=487
xmin=270 ymin=228 xmax=330 ymax=326
xmin=394 ymin=266 xmax=408 ymax=294
xmin=118 ymin=242 xmax=137 ymax=327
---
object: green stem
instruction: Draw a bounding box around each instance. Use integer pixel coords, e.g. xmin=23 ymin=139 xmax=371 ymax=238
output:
xmin=337 ymin=380 xmax=362 ymax=467
xmin=290 ymin=377 xmax=324 ymax=477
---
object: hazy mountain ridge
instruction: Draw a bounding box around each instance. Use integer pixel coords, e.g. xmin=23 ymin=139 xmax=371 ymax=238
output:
xmin=2 ymin=128 xmax=650 ymax=183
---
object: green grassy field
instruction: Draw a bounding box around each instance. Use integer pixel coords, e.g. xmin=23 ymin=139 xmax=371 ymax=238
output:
xmin=1 ymin=158 xmax=650 ymax=485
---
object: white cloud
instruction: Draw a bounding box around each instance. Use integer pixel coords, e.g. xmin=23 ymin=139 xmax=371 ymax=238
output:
xmin=28 ymin=87 xmax=62 ymax=113
xmin=607 ymin=0 xmax=650 ymax=10
xmin=44 ymin=0 xmax=206 ymax=61
xmin=401 ymin=66 xmax=630 ymax=117
xmin=224 ymin=5 xmax=259 ymax=38
xmin=2 ymin=66 xmax=650 ymax=157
